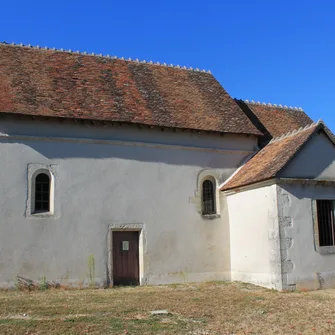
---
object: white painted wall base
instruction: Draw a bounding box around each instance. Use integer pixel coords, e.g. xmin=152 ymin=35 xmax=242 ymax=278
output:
xmin=230 ymin=271 xmax=276 ymax=290
xmin=146 ymin=271 xmax=231 ymax=285
xmin=0 ymin=277 xmax=107 ymax=290
xmin=294 ymin=271 xmax=335 ymax=290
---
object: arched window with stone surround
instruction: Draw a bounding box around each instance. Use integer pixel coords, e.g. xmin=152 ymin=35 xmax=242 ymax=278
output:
xmin=34 ymin=173 xmax=50 ymax=213
xmin=202 ymin=179 xmax=216 ymax=215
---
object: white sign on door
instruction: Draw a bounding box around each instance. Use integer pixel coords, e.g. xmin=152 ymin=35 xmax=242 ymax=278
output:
xmin=122 ymin=241 xmax=129 ymax=251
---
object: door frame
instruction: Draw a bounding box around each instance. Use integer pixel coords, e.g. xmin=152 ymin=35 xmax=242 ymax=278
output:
xmin=107 ymin=223 xmax=145 ymax=286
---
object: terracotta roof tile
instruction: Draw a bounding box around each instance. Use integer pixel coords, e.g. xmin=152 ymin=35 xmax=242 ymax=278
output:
xmin=0 ymin=43 xmax=261 ymax=135
xmin=221 ymin=122 xmax=322 ymax=191
xmin=236 ymin=100 xmax=313 ymax=142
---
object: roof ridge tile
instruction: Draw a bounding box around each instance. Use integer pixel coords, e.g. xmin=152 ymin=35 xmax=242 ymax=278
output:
xmin=0 ymin=41 xmax=212 ymax=74
xmin=269 ymin=120 xmax=323 ymax=144
xmin=242 ymin=99 xmax=303 ymax=111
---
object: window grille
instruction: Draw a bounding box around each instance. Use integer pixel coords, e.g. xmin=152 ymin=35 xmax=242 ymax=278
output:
xmin=35 ymin=173 xmax=50 ymax=213
xmin=202 ymin=180 xmax=215 ymax=215
xmin=317 ymin=200 xmax=335 ymax=246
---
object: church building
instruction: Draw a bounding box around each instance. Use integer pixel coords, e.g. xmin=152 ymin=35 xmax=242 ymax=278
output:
xmin=0 ymin=42 xmax=334 ymax=291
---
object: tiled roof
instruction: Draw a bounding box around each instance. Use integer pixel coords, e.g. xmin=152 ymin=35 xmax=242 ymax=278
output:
xmin=221 ymin=122 xmax=325 ymax=191
xmin=235 ymin=100 xmax=313 ymax=141
xmin=0 ymin=43 xmax=261 ymax=135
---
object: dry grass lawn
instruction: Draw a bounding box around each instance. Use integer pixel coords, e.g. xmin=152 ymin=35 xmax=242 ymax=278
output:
xmin=1 ymin=281 xmax=335 ymax=334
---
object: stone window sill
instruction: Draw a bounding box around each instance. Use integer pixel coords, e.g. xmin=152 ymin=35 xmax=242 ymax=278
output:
xmin=315 ymin=246 xmax=335 ymax=255
xmin=201 ymin=214 xmax=220 ymax=220
xmin=30 ymin=211 xmax=54 ymax=218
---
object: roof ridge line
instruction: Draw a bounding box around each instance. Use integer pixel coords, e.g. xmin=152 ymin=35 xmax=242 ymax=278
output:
xmin=242 ymin=99 xmax=303 ymax=111
xmin=269 ymin=120 xmax=323 ymax=144
xmin=0 ymin=41 xmax=212 ymax=74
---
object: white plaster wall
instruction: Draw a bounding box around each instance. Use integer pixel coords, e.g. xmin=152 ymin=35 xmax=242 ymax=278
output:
xmin=280 ymin=132 xmax=335 ymax=180
xmin=277 ymin=183 xmax=335 ymax=290
xmin=227 ymin=184 xmax=282 ymax=290
xmin=0 ymin=118 xmax=257 ymax=288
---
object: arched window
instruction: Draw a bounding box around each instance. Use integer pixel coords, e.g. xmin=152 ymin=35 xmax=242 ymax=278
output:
xmin=202 ymin=179 xmax=215 ymax=215
xmin=34 ymin=173 xmax=50 ymax=213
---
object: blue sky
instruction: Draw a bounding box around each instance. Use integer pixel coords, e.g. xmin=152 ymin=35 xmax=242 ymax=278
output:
xmin=1 ymin=0 xmax=335 ymax=131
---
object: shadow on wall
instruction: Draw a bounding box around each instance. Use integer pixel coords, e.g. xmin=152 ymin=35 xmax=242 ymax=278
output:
xmin=234 ymin=100 xmax=272 ymax=148
xmin=279 ymin=154 xmax=335 ymax=182
xmin=1 ymin=138 xmax=249 ymax=169
xmin=279 ymin=183 xmax=335 ymax=201
xmin=278 ymin=131 xmax=335 ymax=181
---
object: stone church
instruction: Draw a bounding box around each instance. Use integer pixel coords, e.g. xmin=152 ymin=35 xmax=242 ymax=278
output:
xmin=1 ymin=42 xmax=335 ymax=291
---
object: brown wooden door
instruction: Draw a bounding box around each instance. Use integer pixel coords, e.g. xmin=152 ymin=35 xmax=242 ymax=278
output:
xmin=112 ymin=231 xmax=139 ymax=286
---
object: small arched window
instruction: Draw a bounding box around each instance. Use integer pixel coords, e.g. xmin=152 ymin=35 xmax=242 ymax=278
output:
xmin=202 ymin=179 xmax=215 ymax=215
xmin=34 ymin=173 xmax=50 ymax=213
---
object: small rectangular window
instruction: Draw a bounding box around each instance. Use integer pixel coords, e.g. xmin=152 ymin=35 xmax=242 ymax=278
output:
xmin=316 ymin=200 xmax=335 ymax=246
xmin=202 ymin=180 xmax=215 ymax=215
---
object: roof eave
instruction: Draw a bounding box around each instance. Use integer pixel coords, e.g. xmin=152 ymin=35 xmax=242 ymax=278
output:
xmin=221 ymin=178 xmax=277 ymax=194
xmin=0 ymin=111 xmax=262 ymax=137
